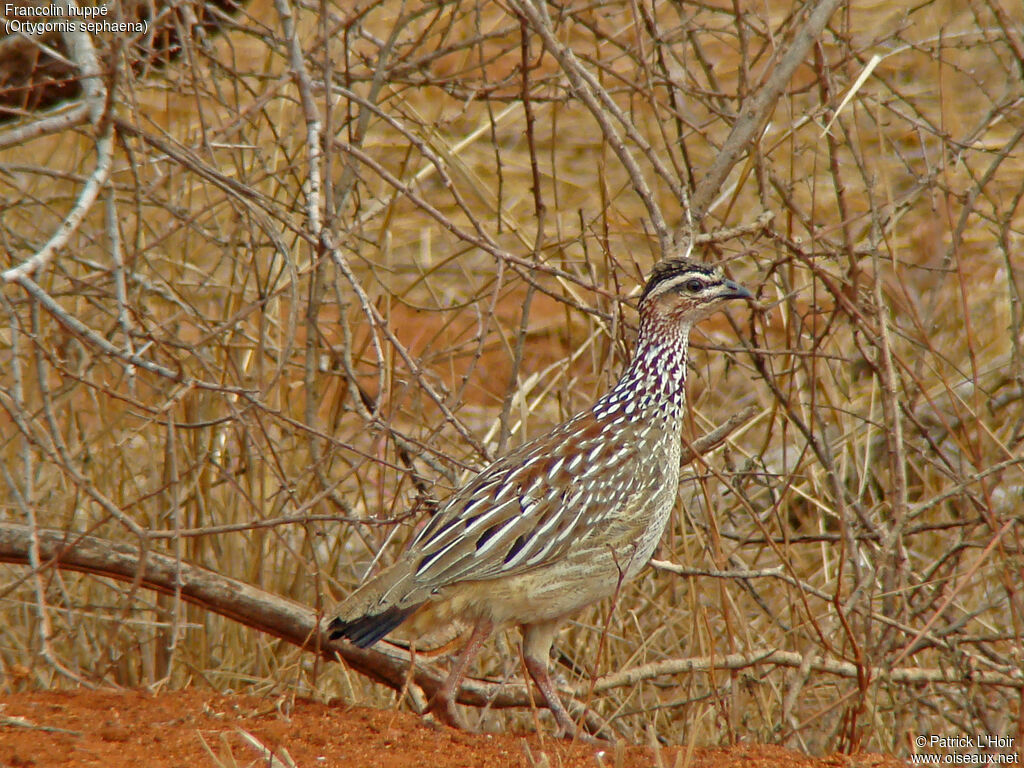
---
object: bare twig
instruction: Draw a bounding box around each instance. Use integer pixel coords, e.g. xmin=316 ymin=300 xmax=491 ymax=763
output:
xmin=688 ymin=0 xmax=844 ymax=222
xmin=1 ymin=1 xmax=111 ymax=283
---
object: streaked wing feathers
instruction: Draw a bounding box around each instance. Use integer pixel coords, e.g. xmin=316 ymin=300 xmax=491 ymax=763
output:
xmin=408 ymin=409 xmax=645 ymax=587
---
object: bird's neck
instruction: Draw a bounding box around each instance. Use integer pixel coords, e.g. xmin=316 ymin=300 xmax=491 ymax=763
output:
xmin=600 ymin=312 xmax=690 ymax=422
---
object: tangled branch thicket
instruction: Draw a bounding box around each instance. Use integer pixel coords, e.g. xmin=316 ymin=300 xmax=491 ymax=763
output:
xmin=1 ymin=0 xmax=1022 ymax=755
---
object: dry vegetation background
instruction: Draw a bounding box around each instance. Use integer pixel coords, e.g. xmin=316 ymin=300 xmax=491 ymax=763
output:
xmin=1 ymin=0 xmax=1023 ymax=758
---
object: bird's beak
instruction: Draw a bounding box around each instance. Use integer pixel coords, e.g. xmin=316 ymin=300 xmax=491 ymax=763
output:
xmin=722 ymin=279 xmax=753 ymax=301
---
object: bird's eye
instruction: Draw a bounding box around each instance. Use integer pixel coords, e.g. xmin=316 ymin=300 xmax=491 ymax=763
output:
xmin=684 ymin=278 xmax=704 ymax=293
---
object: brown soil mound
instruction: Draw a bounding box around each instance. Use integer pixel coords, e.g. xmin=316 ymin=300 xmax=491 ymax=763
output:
xmin=0 ymin=689 xmax=905 ymax=768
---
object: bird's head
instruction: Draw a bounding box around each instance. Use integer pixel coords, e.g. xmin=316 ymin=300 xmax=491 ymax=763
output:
xmin=638 ymin=258 xmax=752 ymax=326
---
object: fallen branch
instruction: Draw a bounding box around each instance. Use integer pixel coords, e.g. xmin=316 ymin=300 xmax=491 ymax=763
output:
xmin=585 ymin=647 xmax=1023 ymax=695
xmin=0 ymin=522 xmax=532 ymax=710
xmin=1 ymin=515 xmax=1019 ymax=722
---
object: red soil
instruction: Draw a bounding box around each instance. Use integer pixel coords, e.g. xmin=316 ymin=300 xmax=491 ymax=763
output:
xmin=0 ymin=688 xmax=906 ymax=768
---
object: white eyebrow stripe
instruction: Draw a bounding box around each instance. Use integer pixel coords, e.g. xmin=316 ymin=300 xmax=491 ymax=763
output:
xmin=645 ymin=267 xmax=724 ymax=298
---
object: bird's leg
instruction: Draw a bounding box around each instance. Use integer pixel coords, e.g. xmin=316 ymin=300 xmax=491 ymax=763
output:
xmin=427 ymin=615 xmax=493 ymax=730
xmin=522 ymin=621 xmax=597 ymax=742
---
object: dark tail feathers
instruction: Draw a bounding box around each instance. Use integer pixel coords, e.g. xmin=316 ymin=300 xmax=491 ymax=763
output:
xmin=327 ymin=604 xmax=419 ymax=648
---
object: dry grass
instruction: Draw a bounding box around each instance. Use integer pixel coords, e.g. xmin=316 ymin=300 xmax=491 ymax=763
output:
xmin=1 ymin=0 xmax=1022 ymax=756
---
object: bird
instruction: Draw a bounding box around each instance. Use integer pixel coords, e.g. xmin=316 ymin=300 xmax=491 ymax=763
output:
xmin=326 ymin=257 xmax=752 ymax=739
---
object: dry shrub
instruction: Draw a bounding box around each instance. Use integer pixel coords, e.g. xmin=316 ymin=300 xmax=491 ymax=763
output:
xmin=1 ymin=0 xmax=1022 ymax=755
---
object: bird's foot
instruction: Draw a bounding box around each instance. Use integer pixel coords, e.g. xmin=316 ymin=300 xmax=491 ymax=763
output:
xmin=425 ymin=693 xmax=473 ymax=732
xmin=555 ymin=724 xmax=603 ymax=744
xmin=551 ymin=712 xmax=604 ymax=744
